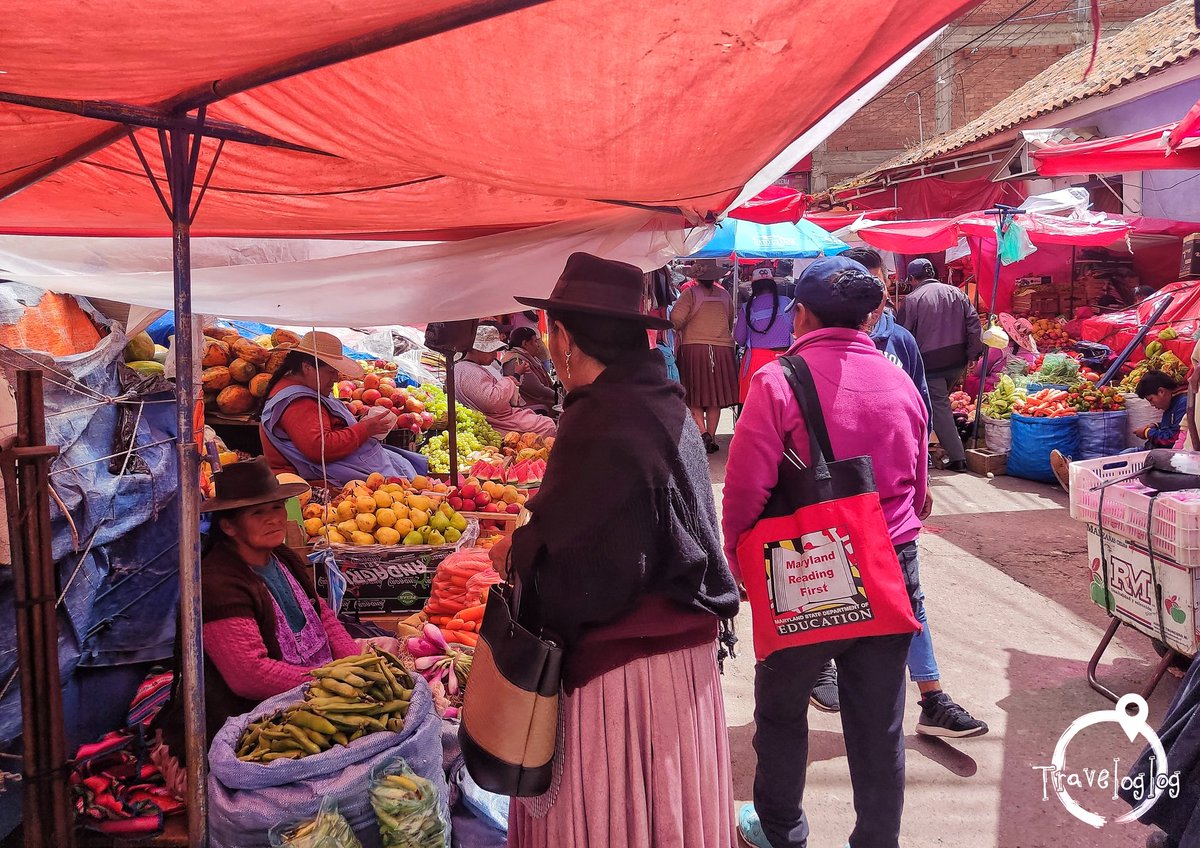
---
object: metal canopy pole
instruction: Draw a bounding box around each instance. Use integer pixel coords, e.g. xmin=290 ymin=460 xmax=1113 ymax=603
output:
xmin=162 ymin=122 xmax=208 ymax=848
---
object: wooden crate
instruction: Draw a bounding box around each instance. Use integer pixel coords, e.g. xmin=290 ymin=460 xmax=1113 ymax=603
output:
xmin=965 ymin=447 xmax=1007 ymax=476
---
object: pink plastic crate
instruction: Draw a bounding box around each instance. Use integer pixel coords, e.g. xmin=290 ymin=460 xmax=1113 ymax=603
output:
xmin=1069 ymin=452 xmax=1200 ymax=564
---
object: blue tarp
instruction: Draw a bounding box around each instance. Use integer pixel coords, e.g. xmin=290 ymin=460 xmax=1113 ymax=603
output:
xmin=686 ymin=217 xmax=850 ymax=259
xmin=0 ymin=290 xmax=180 ymax=836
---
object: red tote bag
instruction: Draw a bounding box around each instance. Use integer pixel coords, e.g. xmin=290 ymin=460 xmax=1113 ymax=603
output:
xmin=736 ymin=355 xmax=920 ymax=661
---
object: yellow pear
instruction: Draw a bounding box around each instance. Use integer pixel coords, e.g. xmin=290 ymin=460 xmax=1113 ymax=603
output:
xmin=382 ymin=483 xmax=404 ymax=494
xmin=427 ymin=530 xmax=446 ymax=547
xmin=355 ymin=496 xmax=377 ymax=514
xmin=336 ymin=500 xmax=355 ymax=522
xmin=444 ymin=527 xmax=461 ymax=544
xmin=410 ymin=509 xmax=430 ymax=529
xmin=327 ymin=529 xmax=347 ymax=545
xmin=449 ymin=512 xmax=468 ymax=532
xmin=373 ymin=491 xmax=394 ymax=509
xmin=430 ymin=512 xmax=450 ymax=532
xmin=406 ymin=494 xmax=432 ymax=513
xmin=356 ymin=513 xmax=377 ymax=533
xmin=303 ymin=517 xmax=325 ymax=537
xmin=375 ymin=508 xmax=397 ymax=528
xmin=438 ymin=503 xmax=454 ymax=517
xmin=350 ymin=531 xmax=375 ymax=546
xmin=392 ymin=504 xmax=410 ymax=521
xmin=337 ymin=519 xmax=359 ymax=537
xmin=394 ymin=518 xmax=414 ymax=536
xmin=402 ymin=530 xmax=425 ymax=546
xmin=374 ymin=527 xmax=401 ymax=545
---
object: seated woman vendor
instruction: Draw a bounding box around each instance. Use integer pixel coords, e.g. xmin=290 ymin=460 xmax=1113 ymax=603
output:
xmin=172 ymin=459 xmax=362 ymax=750
xmin=454 ymin=325 xmax=557 ymax=437
xmin=260 ymin=331 xmax=428 ymax=486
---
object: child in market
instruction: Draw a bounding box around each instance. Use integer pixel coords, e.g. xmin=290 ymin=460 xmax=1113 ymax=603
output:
xmin=1135 ymin=372 xmax=1188 ymax=449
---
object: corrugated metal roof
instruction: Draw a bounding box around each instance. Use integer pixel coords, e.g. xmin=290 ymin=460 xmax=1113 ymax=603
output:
xmin=832 ymin=0 xmax=1200 ymax=192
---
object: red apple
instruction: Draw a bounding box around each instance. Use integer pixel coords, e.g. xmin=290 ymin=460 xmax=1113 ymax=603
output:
xmin=386 ymin=477 xmax=404 ymax=484
xmin=449 ymin=496 xmax=463 ymax=510
xmin=409 ymin=423 xmax=422 ymax=434
xmin=362 ymin=389 xmax=382 ymax=405
xmin=461 ymin=498 xmax=477 ymax=511
xmin=506 ymin=503 xmax=522 ymax=514
xmin=484 ymin=503 xmax=501 ymax=513
xmin=474 ymin=491 xmax=491 ymax=506
xmin=375 ymin=359 xmax=387 ymax=369
xmin=381 ymin=378 xmax=395 ymax=390
xmin=420 ymin=411 xmax=434 ymax=426
xmin=337 ymin=380 xmax=357 ymax=396
xmin=460 ymin=483 xmax=479 ymax=500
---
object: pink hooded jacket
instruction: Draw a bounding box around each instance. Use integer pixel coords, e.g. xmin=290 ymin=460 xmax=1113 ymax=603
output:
xmin=722 ymin=328 xmax=929 ymax=579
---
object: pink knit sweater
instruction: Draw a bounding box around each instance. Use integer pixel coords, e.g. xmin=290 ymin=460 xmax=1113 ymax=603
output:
xmin=722 ymin=328 xmax=928 ymax=580
xmin=203 ymin=602 xmax=360 ymax=702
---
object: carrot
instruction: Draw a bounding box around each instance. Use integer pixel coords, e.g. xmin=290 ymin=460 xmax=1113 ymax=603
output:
xmin=444 ymin=619 xmax=471 ymax=631
xmin=448 ymin=632 xmax=479 ymax=647
xmin=457 ymin=604 xmax=486 ymax=622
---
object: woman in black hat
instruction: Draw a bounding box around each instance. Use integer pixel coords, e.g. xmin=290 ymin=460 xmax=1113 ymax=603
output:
xmin=493 ymin=252 xmax=740 ymax=848
xmin=158 ymin=458 xmax=360 ymax=762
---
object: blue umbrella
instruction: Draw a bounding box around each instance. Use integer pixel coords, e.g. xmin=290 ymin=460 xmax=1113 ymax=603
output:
xmin=687 ymin=217 xmax=850 ymax=259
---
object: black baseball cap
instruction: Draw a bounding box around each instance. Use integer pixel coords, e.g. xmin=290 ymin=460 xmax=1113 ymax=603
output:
xmin=906 ymin=258 xmax=937 ymax=280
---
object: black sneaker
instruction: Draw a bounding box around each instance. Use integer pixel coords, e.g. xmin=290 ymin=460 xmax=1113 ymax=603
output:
xmin=916 ymin=691 xmax=988 ymax=738
xmin=810 ymin=661 xmax=840 ymax=713
xmin=945 ymin=460 xmax=969 ymax=472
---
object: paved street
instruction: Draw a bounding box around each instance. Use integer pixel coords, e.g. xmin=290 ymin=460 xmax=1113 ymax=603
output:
xmin=711 ymin=419 xmax=1181 ymax=848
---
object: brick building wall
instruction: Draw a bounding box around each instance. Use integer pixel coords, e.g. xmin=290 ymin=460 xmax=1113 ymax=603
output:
xmin=810 ymin=0 xmax=1172 ymax=191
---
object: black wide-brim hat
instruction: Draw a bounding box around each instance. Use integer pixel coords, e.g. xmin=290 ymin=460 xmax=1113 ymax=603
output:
xmin=516 ymin=252 xmax=671 ymax=330
xmin=201 ymin=456 xmax=310 ymax=513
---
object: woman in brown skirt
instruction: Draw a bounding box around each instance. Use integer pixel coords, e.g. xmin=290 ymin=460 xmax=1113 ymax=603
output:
xmin=671 ymin=262 xmax=738 ymax=452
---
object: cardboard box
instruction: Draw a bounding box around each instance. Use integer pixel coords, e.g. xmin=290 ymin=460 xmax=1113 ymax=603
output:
xmin=1086 ymin=524 xmax=1200 ymax=656
xmin=314 ymin=557 xmax=435 ymax=616
xmin=1180 ymin=233 xmax=1200 ymax=279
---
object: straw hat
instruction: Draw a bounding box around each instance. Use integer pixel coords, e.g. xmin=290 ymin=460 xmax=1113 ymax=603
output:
xmin=280 ymin=330 xmax=364 ymax=379
xmin=200 ymin=457 xmax=310 ymax=513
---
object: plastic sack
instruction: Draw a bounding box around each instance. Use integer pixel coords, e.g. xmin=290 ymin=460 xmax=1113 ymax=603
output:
xmin=454 ymin=764 xmax=509 ymax=833
xmin=424 ymin=549 xmax=493 ymax=618
xmin=369 ymin=756 xmax=450 ymax=848
xmin=982 ymin=416 xmax=1011 ymax=454
xmin=270 ymin=797 xmax=363 ymax=848
xmin=463 ymin=569 xmax=501 ymax=608
xmin=1123 ymin=394 xmax=1160 ymax=448
xmin=1007 ymin=413 xmax=1079 ymax=483
xmin=1077 ymin=410 xmax=1129 ymax=460
xmin=207 ymin=673 xmax=448 ymax=848
xmin=999 ymin=220 xmax=1037 ymax=265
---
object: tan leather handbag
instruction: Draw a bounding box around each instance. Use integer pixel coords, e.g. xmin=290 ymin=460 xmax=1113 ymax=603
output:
xmin=459 ymin=576 xmax=563 ymax=797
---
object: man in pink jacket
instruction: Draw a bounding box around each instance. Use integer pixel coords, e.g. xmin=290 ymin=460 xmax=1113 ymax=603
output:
xmin=723 ymin=256 xmax=926 ymax=848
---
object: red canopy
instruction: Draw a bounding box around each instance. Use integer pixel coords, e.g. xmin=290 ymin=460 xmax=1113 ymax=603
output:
xmin=0 ymin=0 xmax=980 ymax=240
xmin=727 ymin=186 xmax=808 ymax=225
xmin=1034 ymin=97 xmax=1200 ymax=176
xmin=1081 ymin=279 xmax=1200 ymax=364
xmin=857 ymin=217 xmax=960 ymax=253
xmin=803 ymin=207 xmax=900 ymax=232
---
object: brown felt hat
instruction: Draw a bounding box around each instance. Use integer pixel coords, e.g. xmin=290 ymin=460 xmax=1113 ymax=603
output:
xmin=200 ymin=456 xmax=310 ymax=513
xmin=516 ymin=252 xmax=671 ymax=330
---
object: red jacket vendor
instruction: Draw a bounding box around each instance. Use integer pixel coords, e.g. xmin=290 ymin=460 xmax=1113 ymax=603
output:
xmin=259 ymin=331 xmax=428 ymax=487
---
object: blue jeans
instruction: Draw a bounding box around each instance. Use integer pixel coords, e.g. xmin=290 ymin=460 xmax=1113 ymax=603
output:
xmin=896 ymin=541 xmax=940 ymax=683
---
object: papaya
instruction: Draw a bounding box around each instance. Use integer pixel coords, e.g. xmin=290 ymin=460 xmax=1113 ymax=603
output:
xmin=249 ymin=373 xmax=272 ymax=398
xmin=123 ymin=332 xmax=155 ymax=363
xmin=202 ymin=366 xmax=232 ymax=392
xmin=231 ymin=337 xmax=270 ymax=367
xmin=264 ymin=349 xmax=290 ymax=374
xmin=202 ymin=338 xmax=231 ymax=368
xmin=216 ymin=385 xmax=255 ymax=415
xmin=271 ymin=328 xmax=302 ymax=348
xmin=126 ymin=360 xmax=164 ymax=377
xmin=228 ymin=357 xmax=258 ymax=384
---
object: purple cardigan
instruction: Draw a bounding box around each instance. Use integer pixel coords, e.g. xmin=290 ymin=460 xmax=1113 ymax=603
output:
xmin=735 ymin=294 xmax=793 ymax=350
xmin=721 ymin=328 xmax=929 ymax=579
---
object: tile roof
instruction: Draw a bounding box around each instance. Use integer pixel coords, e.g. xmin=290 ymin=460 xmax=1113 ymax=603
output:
xmin=832 ymin=0 xmax=1200 ymax=192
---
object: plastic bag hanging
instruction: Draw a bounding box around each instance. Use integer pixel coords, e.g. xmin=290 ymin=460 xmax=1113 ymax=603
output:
xmin=998 ymin=219 xmax=1037 ymax=265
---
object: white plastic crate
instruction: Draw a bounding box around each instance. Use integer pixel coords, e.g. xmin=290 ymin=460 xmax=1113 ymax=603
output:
xmin=1070 ymin=452 xmax=1200 ymax=565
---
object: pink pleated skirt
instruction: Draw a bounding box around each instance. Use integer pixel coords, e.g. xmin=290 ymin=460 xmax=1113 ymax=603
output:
xmin=508 ymin=643 xmax=735 ymax=848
